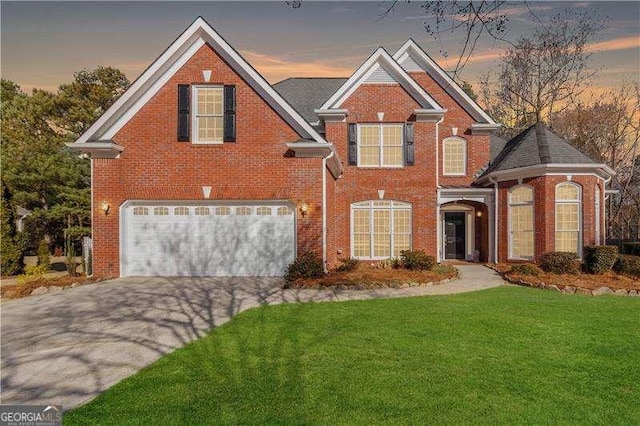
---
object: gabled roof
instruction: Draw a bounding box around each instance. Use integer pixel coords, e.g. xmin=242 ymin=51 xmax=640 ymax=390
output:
xmin=273 ymin=78 xmax=348 ymax=123
xmin=490 ymin=134 xmax=508 ymax=162
xmin=393 ymin=39 xmax=497 ymax=125
xmin=319 ymin=47 xmax=444 ymax=111
xmin=73 ymin=17 xmax=328 ymax=145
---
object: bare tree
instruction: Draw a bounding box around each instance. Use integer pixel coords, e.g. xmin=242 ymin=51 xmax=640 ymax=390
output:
xmin=479 ymin=10 xmax=605 ymax=136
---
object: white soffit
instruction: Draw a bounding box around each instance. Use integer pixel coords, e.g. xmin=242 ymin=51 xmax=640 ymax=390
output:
xmin=75 ymin=17 xmax=327 ymax=145
xmin=393 ymin=39 xmax=497 ymax=125
xmin=320 ymin=47 xmax=443 ymax=111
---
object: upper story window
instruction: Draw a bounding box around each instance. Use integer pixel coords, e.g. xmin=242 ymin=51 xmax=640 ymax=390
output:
xmin=555 ymin=182 xmax=582 ymax=256
xmin=192 ymin=86 xmax=223 ymax=144
xmin=443 ymin=137 xmax=467 ymax=176
xmin=358 ymin=124 xmax=404 ymax=168
xmin=508 ymin=185 xmax=534 ymax=260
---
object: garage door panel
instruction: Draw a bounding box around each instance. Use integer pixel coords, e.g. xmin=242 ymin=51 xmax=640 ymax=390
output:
xmin=123 ymin=202 xmax=295 ymax=277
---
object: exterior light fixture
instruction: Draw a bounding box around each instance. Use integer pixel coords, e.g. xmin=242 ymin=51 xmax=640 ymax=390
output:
xmin=299 ymin=202 xmax=309 ymax=218
xmin=101 ymin=200 xmax=110 ymax=216
xmin=476 ymin=210 xmax=483 ymax=218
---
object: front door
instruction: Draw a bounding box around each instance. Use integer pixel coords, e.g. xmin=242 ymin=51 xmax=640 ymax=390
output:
xmin=444 ymin=212 xmax=466 ymax=260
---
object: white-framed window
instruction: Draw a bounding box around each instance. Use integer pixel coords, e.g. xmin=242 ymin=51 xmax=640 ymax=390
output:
xmin=508 ymin=185 xmax=534 ymax=259
xmin=351 ymin=200 xmax=411 ymax=259
xmin=595 ymin=186 xmax=601 ymax=245
xmin=358 ymin=124 xmax=404 ymax=168
xmin=277 ymin=206 xmax=292 ymax=216
xmin=257 ymin=206 xmax=272 ymax=216
xmin=443 ymin=137 xmax=467 ymax=176
xmin=195 ymin=206 xmax=210 ymax=216
xmin=555 ymin=182 xmax=582 ymax=255
xmin=133 ymin=207 xmax=149 ymax=216
xmin=236 ymin=206 xmax=252 ymax=216
xmin=192 ymin=85 xmax=223 ymax=144
xmin=215 ymin=206 xmax=231 ymax=216
xmin=174 ymin=206 xmax=190 ymax=215
xmin=154 ymin=207 xmax=169 ymax=216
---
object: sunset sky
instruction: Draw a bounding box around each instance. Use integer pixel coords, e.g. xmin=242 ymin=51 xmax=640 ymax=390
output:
xmin=2 ymin=1 xmax=639 ymax=96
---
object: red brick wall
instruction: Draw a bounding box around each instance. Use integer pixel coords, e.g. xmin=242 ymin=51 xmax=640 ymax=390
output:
xmin=325 ymin=84 xmax=439 ymax=265
xmin=408 ymin=72 xmax=490 ymax=185
xmin=92 ymin=43 xmax=325 ymax=276
xmin=496 ymin=174 xmax=604 ymax=263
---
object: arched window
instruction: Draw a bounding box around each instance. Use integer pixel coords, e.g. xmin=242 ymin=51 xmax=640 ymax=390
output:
xmin=351 ymin=200 xmax=412 ymax=259
xmin=508 ymin=185 xmax=534 ymax=259
xmin=555 ymin=182 xmax=582 ymax=255
xmin=443 ymin=137 xmax=467 ymax=176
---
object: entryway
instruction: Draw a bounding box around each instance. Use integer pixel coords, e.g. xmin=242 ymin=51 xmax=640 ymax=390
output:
xmin=444 ymin=212 xmax=466 ymax=260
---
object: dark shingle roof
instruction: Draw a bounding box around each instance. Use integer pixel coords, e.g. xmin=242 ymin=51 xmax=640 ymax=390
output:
xmin=273 ymin=78 xmax=348 ymax=124
xmin=483 ymin=123 xmax=595 ymax=175
xmin=490 ymin=134 xmax=508 ymax=162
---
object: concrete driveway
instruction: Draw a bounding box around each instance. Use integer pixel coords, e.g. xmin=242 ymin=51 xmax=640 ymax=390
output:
xmin=0 ymin=277 xmax=288 ymax=410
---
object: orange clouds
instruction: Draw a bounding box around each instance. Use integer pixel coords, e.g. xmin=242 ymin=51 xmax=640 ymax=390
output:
xmin=240 ymin=50 xmax=353 ymax=83
xmin=585 ymin=35 xmax=640 ymax=53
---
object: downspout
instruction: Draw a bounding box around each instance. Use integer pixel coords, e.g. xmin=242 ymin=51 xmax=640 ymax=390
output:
xmin=322 ymin=150 xmax=335 ymax=273
xmin=435 ymin=117 xmax=444 ymax=261
xmin=90 ymin=158 xmax=94 ymax=277
xmin=490 ymin=176 xmax=499 ymax=263
xmin=603 ymin=175 xmax=612 ymax=244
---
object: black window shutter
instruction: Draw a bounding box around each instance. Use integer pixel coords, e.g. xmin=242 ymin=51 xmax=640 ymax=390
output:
xmin=404 ymin=123 xmax=414 ymax=166
xmin=348 ymin=123 xmax=357 ymax=165
xmin=224 ymin=85 xmax=236 ymax=142
xmin=177 ymin=84 xmax=190 ymax=142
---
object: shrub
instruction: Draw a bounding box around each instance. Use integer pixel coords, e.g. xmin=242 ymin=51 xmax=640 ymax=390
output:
xmin=538 ymin=252 xmax=579 ymax=274
xmin=1 ymin=182 xmax=25 ymax=276
xmin=37 ymin=239 xmax=51 ymax=268
xmin=16 ymin=263 xmax=49 ymax=285
xmin=284 ymin=251 xmax=324 ymax=282
xmin=583 ymin=245 xmax=618 ymax=274
xmin=508 ymin=263 xmax=542 ymax=276
xmin=336 ymin=257 xmax=359 ymax=272
xmin=400 ymin=250 xmax=436 ymax=271
xmin=622 ymin=242 xmax=640 ymax=256
xmin=374 ymin=257 xmax=402 ymax=269
xmin=613 ymin=254 xmax=640 ymax=277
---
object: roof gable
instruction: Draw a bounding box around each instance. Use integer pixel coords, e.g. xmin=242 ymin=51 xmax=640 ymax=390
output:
xmin=319 ymin=47 xmax=444 ymax=111
xmin=393 ymin=39 xmax=496 ymax=124
xmin=273 ymin=78 xmax=348 ymax=124
xmin=75 ymin=17 xmax=326 ymax=144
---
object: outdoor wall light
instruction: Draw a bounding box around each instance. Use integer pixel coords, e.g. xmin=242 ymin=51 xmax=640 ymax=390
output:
xmin=101 ymin=200 xmax=110 ymax=216
xmin=476 ymin=210 xmax=483 ymax=218
xmin=299 ymin=202 xmax=309 ymax=218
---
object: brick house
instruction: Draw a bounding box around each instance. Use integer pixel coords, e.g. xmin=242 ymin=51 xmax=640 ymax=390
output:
xmin=69 ymin=17 xmax=615 ymax=277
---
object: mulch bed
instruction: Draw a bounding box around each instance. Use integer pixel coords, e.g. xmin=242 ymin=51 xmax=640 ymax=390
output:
xmin=287 ymin=265 xmax=458 ymax=289
xmin=1 ymin=275 xmax=106 ymax=300
xmin=493 ymin=264 xmax=640 ymax=292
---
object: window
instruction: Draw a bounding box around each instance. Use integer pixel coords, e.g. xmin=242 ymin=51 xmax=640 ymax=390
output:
xmin=195 ymin=207 xmax=210 ymax=216
xmin=174 ymin=206 xmax=189 ymax=215
xmin=133 ymin=207 xmax=149 ymax=216
xmin=555 ymin=182 xmax=582 ymax=255
xmin=257 ymin=206 xmax=272 ymax=215
xmin=277 ymin=206 xmax=292 ymax=216
xmin=358 ymin=124 xmax=403 ymax=167
xmin=443 ymin=137 xmax=467 ymax=175
xmin=154 ymin=207 xmax=169 ymax=216
xmin=236 ymin=206 xmax=252 ymax=216
xmin=509 ymin=186 xmax=534 ymax=259
xmin=215 ymin=206 xmax=231 ymax=216
xmin=351 ymin=200 xmax=411 ymax=259
xmin=192 ymin=86 xmax=223 ymax=143
xmin=595 ymin=186 xmax=601 ymax=245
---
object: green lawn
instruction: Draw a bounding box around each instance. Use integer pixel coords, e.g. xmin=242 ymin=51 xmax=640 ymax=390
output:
xmin=65 ymin=287 xmax=639 ymax=425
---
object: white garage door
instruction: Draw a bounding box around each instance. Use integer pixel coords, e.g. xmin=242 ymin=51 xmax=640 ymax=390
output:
xmin=121 ymin=202 xmax=296 ymax=277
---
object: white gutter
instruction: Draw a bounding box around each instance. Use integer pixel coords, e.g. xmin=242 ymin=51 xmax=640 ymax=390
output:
xmin=322 ymin=150 xmax=335 ymax=272
xmin=435 ymin=116 xmax=444 ymax=262
xmin=490 ymin=176 xmax=499 ymax=263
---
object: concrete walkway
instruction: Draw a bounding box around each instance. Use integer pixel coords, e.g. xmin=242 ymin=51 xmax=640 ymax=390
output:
xmin=0 ymin=264 xmax=503 ymax=410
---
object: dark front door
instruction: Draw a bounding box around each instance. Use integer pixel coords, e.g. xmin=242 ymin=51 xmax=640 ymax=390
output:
xmin=444 ymin=212 xmax=466 ymax=260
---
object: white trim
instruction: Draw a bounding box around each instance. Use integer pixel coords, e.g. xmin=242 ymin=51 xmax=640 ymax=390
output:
xmin=442 ymin=136 xmax=467 ymax=176
xmin=476 ymin=163 xmax=615 ymax=184
xmin=75 ymin=17 xmax=328 ymax=147
xmin=322 ymin=151 xmax=335 ymax=272
xmin=350 ymin=200 xmax=412 ymax=260
xmin=320 ymin=47 xmax=443 ymax=111
xmin=414 ymin=109 xmax=447 ymax=122
xmin=595 ymin=185 xmax=601 ymax=245
xmin=555 ymin=182 xmax=583 ymax=257
xmin=66 ymin=141 xmax=124 ymax=158
xmin=357 ymin=123 xmax=404 ymax=168
xmin=470 ymin=123 xmax=501 ymax=134
xmin=191 ymin=84 xmax=224 ymax=144
xmin=507 ymin=185 xmax=535 ymax=261
xmin=440 ymin=206 xmax=475 ymax=261
xmin=393 ymin=40 xmax=497 ymax=125
xmin=286 ymin=142 xmax=343 ymax=178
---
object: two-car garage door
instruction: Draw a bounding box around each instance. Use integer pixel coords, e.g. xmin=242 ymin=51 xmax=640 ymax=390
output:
xmin=121 ymin=202 xmax=296 ymax=277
